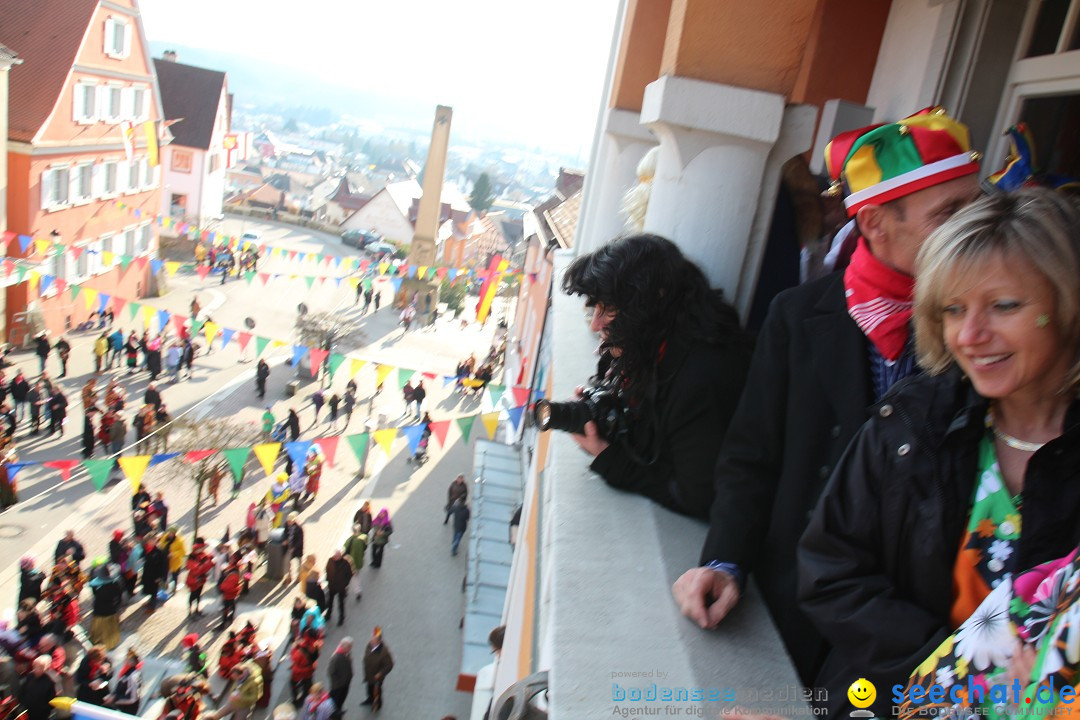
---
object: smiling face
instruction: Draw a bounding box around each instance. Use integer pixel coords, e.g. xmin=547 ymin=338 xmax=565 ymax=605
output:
xmin=847 ymin=678 xmax=876 ymax=709
xmin=942 ymin=253 xmax=1069 ymax=404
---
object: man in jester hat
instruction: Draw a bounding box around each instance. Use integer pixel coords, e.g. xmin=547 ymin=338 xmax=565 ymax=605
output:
xmin=265 ymin=472 xmax=291 ymax=528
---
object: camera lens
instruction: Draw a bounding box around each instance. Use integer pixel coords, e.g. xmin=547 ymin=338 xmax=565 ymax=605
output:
xmin=532 ymin=399 xmax=592 ymax=435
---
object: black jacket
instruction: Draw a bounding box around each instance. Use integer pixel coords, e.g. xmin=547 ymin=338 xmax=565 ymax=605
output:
xmin=19 ymin=672 xmax=57 ymax=720
xmin=798 ymin=370 xmax=1080 ymax=718
xmin=699 ymin=273 xmax=876 ymax=683
xmin=286 ymin=522 xmax=304 ymax=558
xmin=590 ymin=333 xmax=750 ymax=519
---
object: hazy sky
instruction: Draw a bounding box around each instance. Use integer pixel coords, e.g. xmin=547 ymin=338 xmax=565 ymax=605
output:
xmin=138 ymin=0 xmax=622 ymax=157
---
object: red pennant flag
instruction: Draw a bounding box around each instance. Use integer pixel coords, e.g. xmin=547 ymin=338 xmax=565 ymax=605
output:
xmin=436 ymin=267 xmax=448 ymax=279
xmin=429 ymin=420 xmax=451 ymax=447
xmin=314 ymin=436 xmax=339 ymax=467
xmin=511 ymin=387 xmax=531 ymax=407
xmin=196 ymin=265 xmax=211 ymax=280
xmin=309 ymin=348 xmax=329 ymax=377
xmin=184 ymin=449 xmax=217 ymax=463
xmin=112 ymin=297 xmax=127 ymax=315
xmin=236 ymin=331 xmax=252 ymax=351
xmin=359 ymin=260 xmax=370 ymax=271
xmin=422 ymin=372 xmax=438 ymax=381
xmin=55 ymin=278 xmax=67 ymax=295
xmin=134 ymin=256 xmax=149 ymax=270
xmin=258 ymin=273 xmax=270 ymax=286
xmin=172 ymin=315 xmax=187 ymax=335
xmin=288 ymin=251 xmax=297 ymax=262
xmin=71 ymin=246 xmax=85 ymax=260
xmin=2 ymin=259 xmax=13 ymax=277
xmin=44 ymin=459 xmax=80 ymax=482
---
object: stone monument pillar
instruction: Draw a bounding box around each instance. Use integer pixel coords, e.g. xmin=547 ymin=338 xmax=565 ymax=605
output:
xmin=398 ymin=105 xmax=452 ymax=314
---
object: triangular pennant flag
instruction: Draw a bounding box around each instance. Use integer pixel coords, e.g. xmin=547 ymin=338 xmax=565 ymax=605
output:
xmin=171 ymin=314 xmax=187 ymax=336
xmin=309 ymin=348 xmax=328 ymax=377
xmin=349 ymin=358 xmax=366 ymax=378
xmin=378 ymin=262 xmax=389 ymax=275
xmin=304 ymin=276 xmax=316 ymax=290
xmin=34 ymin=238 xmax=51 ymax=256
xmin=253 ymin=443 xmax=281 ymax=475
xmin=151 ymin=259 xmax=163 ymax=276
xmin=203 ymin=321 xmax=219 ymax=346
xmin=373 ymin=428 xmax=397 ymax=457
xmin=401 ymin=423 xmax=428 ymax=454
xmin=292 ymin=345 xmax=308 ymax=367
xmin=120 ymin=255 xmax=133 ymax=272
xmin=396 ymin=367 xmax=415 ymax=390
xmin=407 ymin=266 xmax=417 ymax=279
xmin=511 ymin=387 xmax=531 ymax=408
xmin=456 ymin=415 xmax=476 ymax=443
xmin=83 ymin=459 xmax=114 ymax=491
xmin=44 ymin=459 xmax=80 ymax=482
xmin=82 ymin=287 xmax=99 ymax=311
xmin=4 ymin=463 xmax=32 ymax=483
xmin=327 ymin=353 xmax=346 ymax=379
xmin=118 ymin=456 xmax=151 ymax=493
xmin=418 ymin=266 xmax=428 ymax=279
xmin=70 ymin=283 xmax=81 ymax=300
xmin=149 ymin=452 xmax=181 ymax=466
xmin=345 ymin=433 xmax=369 ymax=467
xmin=39 ymin=274 xmax=55 ymax=295
xmin=222 ymin=447 xmax=250 ymax=482
xmin=436 ymin=267 xmax=448 ymax=280
xmin=507 ymin=405 xmax=526 ymax=433
xmin=184 ymin=450 xmax=217 ymax=463
xmin=480 ymin=411 xmax=501 ymax=439
xmin=375 ymin=363 xmax=394 ymax=387
xmin=111 ymin=297 xmax=126 ymax=316
xmin=237 ymin=332 xmax=253 ymax=352
xmin=259 ymin=273 xmax=270 ymax=286
xmin=18 ymin=235 xmax=32 ymax=253
xmin=128 ymin=301 xmax=141 ymax=322
xmin=165 ymin=261 xmax=181 ymax=276
xmin=142 ymin=304 xmax=156 ymax=329
xmin=422 ymin=372 xmax=438 ymax=381
xmin=157 ymin=309 xmax=171 ymax=333
xmin=429 ymin=420 xmax=451 ymax=447
xmin=486 ymin=383 xmax=506 ymax=407
xmin=442 ymin=375 xmax=455 ymax=388
xmin=189 ymin=318 xmax=204 ymax=335
xmin=244 ymin=271 xmax=255 ymax=285
xmin=391 ymin=277 xmax=403 ymax=295
xmin=285 ymin=440 xmax=314 ymax=468
xmin=447 ymin=268 xmax=458 ymax=281
xmin=98 ymin=293 xmax=111 ymax=313
xmin=102 ymin=251 xmax=114 ymax=267
xmin=196 ymin=265 xmax=211 ymax=280
xmin=313 ymin=436 xmax=339 ymax=467
xmin=220 ymin=328 xmax=235 ymax=350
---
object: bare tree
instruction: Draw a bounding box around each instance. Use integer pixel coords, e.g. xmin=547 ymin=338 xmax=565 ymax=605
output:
xmin=167 ymin=417 xmax=263 ymax=540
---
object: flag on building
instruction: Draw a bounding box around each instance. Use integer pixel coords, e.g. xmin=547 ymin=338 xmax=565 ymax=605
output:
xmin=475 ymin=254 xmax=509 ymax=323
xmin=143 ymin=120 xmax=159 ymax=166
xmin=120 ymin=121 xmax=135 ymax=163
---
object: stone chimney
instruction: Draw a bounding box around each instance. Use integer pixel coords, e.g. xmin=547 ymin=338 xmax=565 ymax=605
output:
xmin=162 ymin=50 xmax=177 ymax=62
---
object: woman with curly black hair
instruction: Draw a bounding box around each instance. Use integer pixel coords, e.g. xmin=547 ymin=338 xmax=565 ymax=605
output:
xmin=559 ymin=233 xmax=752 ymax=518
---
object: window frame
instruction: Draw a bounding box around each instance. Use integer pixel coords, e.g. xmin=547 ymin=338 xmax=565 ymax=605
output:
xmin=103 ymin=17 xmax=132 ymax=60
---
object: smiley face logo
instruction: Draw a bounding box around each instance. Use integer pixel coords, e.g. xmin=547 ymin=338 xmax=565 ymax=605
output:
xmin=847 ymin=678 xmax=876 ymax=709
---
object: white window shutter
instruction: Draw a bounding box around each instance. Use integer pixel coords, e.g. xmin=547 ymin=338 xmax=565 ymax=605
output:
xmin=152 ymin=163 xmax=161 ymax=188
xmin=103 ymin=18 xmax=114 ymax=55
xmin=123 ymin=22 xmax=132 ymax=58
xmin=40 ymin=169 xmax=54 ymax=210
xmin=72 ymin=84 xmax=85 ymax=122
xmin=121 ymin=87 xmax=134 ymax=121
xmin=91 ymin=162 xmax=103 ymax=199
xmin=68 ymin=169 xmax=79 ymax=204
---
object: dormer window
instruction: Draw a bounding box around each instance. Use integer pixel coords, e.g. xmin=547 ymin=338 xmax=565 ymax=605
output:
xmin=103 ymin=17 xmax=131 ymax=59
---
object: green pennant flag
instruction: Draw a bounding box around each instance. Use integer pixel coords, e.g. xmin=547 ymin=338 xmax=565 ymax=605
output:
xmin=255 ymin=336 xmax=271 ymax=357
xmin=487 ymin=383 xmax=506 ymax=407
xmin=119 ymin=255 xmax=133 ymax=272
xmin=190 ymin=318 xmax=205 ymax=335
xmin=128 ymin=301 xmax=141 ymax=322
xmin=244 ymin=271 xmax=255 ymax=285
xmin=222 ymin=447 xmax=251 ymax=482
xmin=346 ymin=432 xmax=369 ymax=467
xmin=15 ymin=265 xmax=27 ymax=282
xmin=456 ymin=415 xmax=476 ymax=443
xmin=328 ymin=353 xmax=346 ymax=379
xmin=83 ymin=459 xmax=114 ymax=491
xmin=362 ymin=278 xmax=372 ymax=292
xmin=71 ymin=284 xmax=82 ymax=300
xmin=397 ymin=368 xmax=415 ymax=390
xmin=304 ymin=276 xmax=315 ymax=290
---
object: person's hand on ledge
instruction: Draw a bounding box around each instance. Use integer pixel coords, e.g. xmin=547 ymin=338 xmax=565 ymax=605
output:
xmin=571 ymin=421 xmax=610 ymax=457
xmin=672 ymin=566 xmax=741 ymax=629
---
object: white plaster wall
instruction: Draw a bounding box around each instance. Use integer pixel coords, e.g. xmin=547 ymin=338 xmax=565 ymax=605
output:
xmin=161 ymin=146 xmax=206 ymax=220
xmin=342 ymin=191 xmax=414 ymax=245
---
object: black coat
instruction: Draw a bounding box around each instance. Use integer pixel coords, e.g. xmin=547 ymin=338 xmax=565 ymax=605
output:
xmin=19 ymin=672 xmax=57 ymax=720
xmin=798 ymin=370 xmax=1080 ymax=718
xmin=450 ymin=503 xmax=470 ymax=533
xmin=91 ymin=577 xmax=123 ymax=617
xmin=19 ymin=567 xmax=45 ymax=604
xmin=142 ymin=546 xmax=168 ymax=591
xmin=47 ymin=392 xmax=67 ymax=420
xmin=589 ymin=333 xmax=750 ymax=519
xmin=286 ymin=522 xmax=304 ymax=558
xmin=699 ymin=273 xmax=879 ymax=685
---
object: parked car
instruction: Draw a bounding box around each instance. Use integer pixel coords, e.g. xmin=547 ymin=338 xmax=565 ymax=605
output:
xmin=342 ymin=229 xmax=380 ymax=248
xmin=240 ymin=232 xmax=260 ymax=245
xmin=365 ymin=240 xmax=396 ymax=258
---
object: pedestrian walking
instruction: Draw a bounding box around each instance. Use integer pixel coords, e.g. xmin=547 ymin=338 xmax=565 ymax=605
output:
xmin=218 ymin=556 xmax=242 ymax=628
xmin=290 ymin=628 xmax=320 ymax=706
xmin=144 ymin=383 xmax=162 ymax=411
xmin=87 ymin=562 xmax=123 ymax=650
xmin=185 ymin=538 xmax=213 ymax=617
xmin=303 ymin=568 xmax=327 ymax=614
xmin=256 ymin=359 xmax=270 ymax=399
xmin=411 ymin=380 xmax=426 ymax=419
xmin=353 ymin=501 xmax=373 ymax=535
xmin=361 ymin=627 xmax=393 ymax=711
xmin=123 ymin=332 xmax=138 ymax=374
xmin=34 ymin=332 xmax=50 ymax=376
xmin=324 ymin=551 xmax=353 ymax=626
xmin=19 ymin=656 xmax=57 ymax=720
xmin=310 ymin=389 xmax=324 ymax=427
xmin=107 ymin=413 xmax=127 ymax=456
xmin=166 ymin=343 xmax=182 ymax=383
xmin=326 ymin=639 xmax=353 ymax=720
xmin=444 ymin=474 xmax=468 ymax=524
xmin=75 ymin=645 xmax=113 ymax=707
xmin=93 ymin=332 xmax=108 ymax=374
xmin=363 ymin=287 xmax=373 ymax=314
xmin=287 ymin=408 xmax=301 ymax=442
xmin=344 ymin=525 xmax=367 ymax=601
xmin=47 ymin=387 xmax=67 ymax=436
xmin=146 ymin=337 xmax=162 ymax=381
xmin=82 ymin=408 xmax=98 ymax=459
xmin=55 ymin=336 xmax=71 ymax=377
xmin=401 ymin=381 xmax=414 ymax=415
xmin=449 ymin=498 xmax=470 ymax=556
xmin=111 ymin=648 xmax=143 ymax=716
xmin=373 ymin=289 xmax=381 ymax=311
xmin=326 ymin=393 xmax=339 ymax=427
xmin=108 ymin=328 xmax=124 ymax=370
xmin=284 ymin=512 xmax=305 ymax=583
xmin=369 ymin=509 xmax=392 ymax=568
xmin=10 ymin=370 xmax=29 ymax=422
xmin=27 ymin=382 xmax=43 ymax=436
xmin=341 ymin=389 xmax=355 ymax=430
xmin=141 ymin=537 xmax=168 ymax=614
xmin=160 ymin=528 xmax=187 ymax=590
xmin=300 ymin=682 xmax=335 ymax=720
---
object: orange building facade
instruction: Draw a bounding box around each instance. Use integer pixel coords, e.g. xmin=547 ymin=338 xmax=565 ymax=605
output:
xmin=2 ymin=0 xmax=162 ymax=342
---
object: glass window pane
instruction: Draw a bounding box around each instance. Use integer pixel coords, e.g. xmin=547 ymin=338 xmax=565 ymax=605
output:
xmin=1017 ymin=92 xmax=1080 ymax=179
xmin=1026 ymin=0 xmax=1070 ymax=57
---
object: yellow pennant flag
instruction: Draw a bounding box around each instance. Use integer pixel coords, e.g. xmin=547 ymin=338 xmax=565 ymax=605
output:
xmin=102 ymin=251 xmax=114 ymax=267
xmin=143 ymin=120 xmax=159 ymax=167
xmin=82 ymin=288 xmax=99 ymax=311
xmin=253 ymin=443 xmax=281 ymax=475
xmin=348 ymin=277 xmax=359 ymax=289
xmin=203 ymin=320 xmax=219 ymax=346
xmin=141 ymin=304 xmax=156 ymax=328
xmin=349 ymin=358 xmax=367 ymax=378
xmin=34 ymin=238 xmax=52 ymax=257
xmin=272 ymin=339 xmax=287 ymax=348
xmin=165 ymin=262 xmax=180 ymax=276
xmin=378 ymin=262 xmax=389 ymax=275
xmin=375 ymin=363 xmax=394 ymax=387
xmin=373 ymin=428 xmax=397 ymax=457
xmin=418 ymin=266 xmax=428 ymax=278
xmin=118 ymin=455 xmax=151 ymax=493
xmin=28 ymin=272 xmax=40 ymax=294
xmin=480 ymin=411 xmax=501 ymax=440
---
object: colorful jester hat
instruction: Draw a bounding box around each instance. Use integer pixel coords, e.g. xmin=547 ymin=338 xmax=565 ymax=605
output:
xmin=824 ymin=107 xmax=981 ymax=217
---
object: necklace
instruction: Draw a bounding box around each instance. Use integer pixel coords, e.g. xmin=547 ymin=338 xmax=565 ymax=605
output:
xmin=986 ymin=410 xmax=1046 ymax=453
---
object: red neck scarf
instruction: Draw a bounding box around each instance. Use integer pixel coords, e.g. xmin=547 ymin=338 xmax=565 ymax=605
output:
xmin=843 ymin=238 xmax=915 ymax=362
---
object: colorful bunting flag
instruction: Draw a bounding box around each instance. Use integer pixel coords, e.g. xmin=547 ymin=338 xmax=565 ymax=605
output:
xmin=373 ymin=428 xmax=397 ymax=457
xmin=285 ymin=441 xmax=313 ymax=468
xmin=309 ymin=349 xmax=328 ymax=377
xmin=429 ymin=420 xmax=451 ymax=447
xmin=480 ymin=412 xmax=501 ymax=440
xmin=456 ymin=416 xmax=476 ymax=443
xmin=253 ymin=443 xmax=281 ymax=475
xmin=83 ymin=459 xmax=114 ymax=491
xmin=401 ymin=423 xmax=428 ymax=454
xmin=345 ymin=433 xmax=369 ymax=467
xmin=43 ymin=459 xmax=80 ymax=482
xmin=313 ymin=436 xmax=339 ymax=467
xmin=118 ymin=455 xmax=151 ymax=493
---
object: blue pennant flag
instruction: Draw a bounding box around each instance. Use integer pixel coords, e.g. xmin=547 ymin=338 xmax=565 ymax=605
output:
xmin=506 ymin=405 xmax=525 ymax=433
xmin=534 ymin=389 xmax=545 ymax=400
xmin=285 ymin=440 xmax=313 ymax=468
xmin=157 ymin=309 xmax=170 ymax=331
xmin=447 ymin=268 xmax=458 ymax=281
xmin=134 ymin=209 xmax=142 ymax=218
xmin=333 ymin=256 xmax=342 ymax=269
xmin=220 ymin=328 xmax=235 ymax=349
xmin=297 ymin=252 xmax=307 ymax=264
xmin=391 ymin=277 xmax=403 ymax=295
xmin=407 ymin=266 xmax=417 ymax=279
xmin=18 ymin=235 xmax=32 ymax=253
xmin=401 ymin=423 xmax=428 ymax=454
xmin=6 ymin=462 xmax=33 ymax=480
xmin=292 ymin=345 xmax=307 ymax=367
xmin=39 ymin=275 xmax=55 ymax=295
xmin=151 ymin=259 xmax=164 ymax=276
xmin=98 ymin=293 xmax=110 ymax=312
xmin=334 ymin=277 xmax=341 ymax=287
xmin=442 ymin=375 xmax=455 ymax=388
xmin=150 ymin=452 xmax=181 ymax=466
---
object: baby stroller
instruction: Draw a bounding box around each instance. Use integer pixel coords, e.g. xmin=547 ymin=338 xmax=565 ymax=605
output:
xmin=410 ymin=434 xmax=430 ymax=465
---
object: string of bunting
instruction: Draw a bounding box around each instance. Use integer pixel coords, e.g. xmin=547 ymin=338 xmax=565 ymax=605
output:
xmin=6 ymin=404 xmax=533 ymax=494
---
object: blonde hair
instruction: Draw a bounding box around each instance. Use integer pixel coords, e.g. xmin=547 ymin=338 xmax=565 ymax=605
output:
xmin=914 ymin=188 xmax=1080 ymax=392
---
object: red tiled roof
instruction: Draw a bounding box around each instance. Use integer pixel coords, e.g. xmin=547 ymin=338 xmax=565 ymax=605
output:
xmin=153 ymin=58 xmax=226 ymax=150
xmin=1 ymin=0 xmax=99 ymax=142
xmin=329 ymin=176 xmax=371 ymax=210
